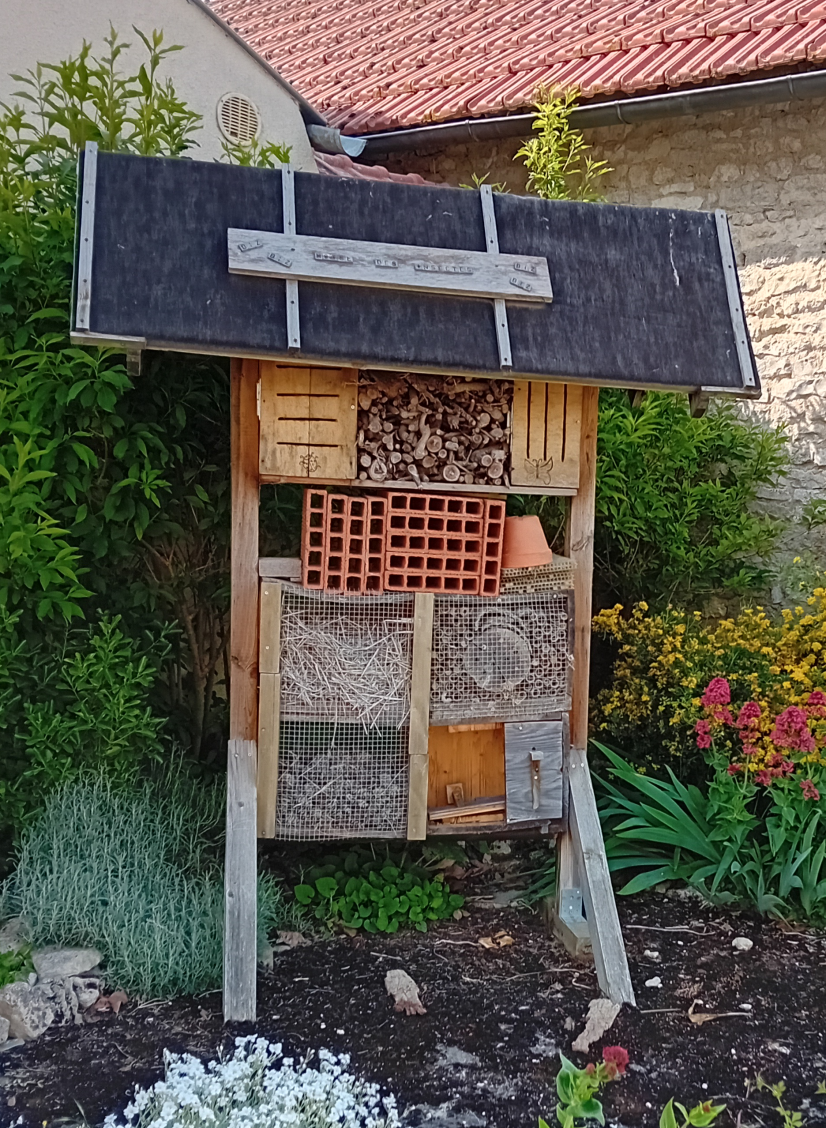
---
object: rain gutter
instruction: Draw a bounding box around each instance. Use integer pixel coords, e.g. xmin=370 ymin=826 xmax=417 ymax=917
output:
xmin=357 ymin=68 xmax=826 ymax=156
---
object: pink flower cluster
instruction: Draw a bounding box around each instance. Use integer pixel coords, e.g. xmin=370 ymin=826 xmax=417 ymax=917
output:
xmin=701 ymin=677 xmax=731 ymax=707
xmin=770 ymin=706 xmax=816 ymax=754
xmin=801 ymin=779 xmax=821 ymax=801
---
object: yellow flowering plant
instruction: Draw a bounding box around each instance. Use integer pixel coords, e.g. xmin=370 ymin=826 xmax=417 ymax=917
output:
xmin=592 ymin=593 xmax=826 ymax=780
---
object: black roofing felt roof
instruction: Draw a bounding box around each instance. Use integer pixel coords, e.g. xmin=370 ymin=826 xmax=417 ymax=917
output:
xmin=73 ymin=151 xmax=758 ymax=394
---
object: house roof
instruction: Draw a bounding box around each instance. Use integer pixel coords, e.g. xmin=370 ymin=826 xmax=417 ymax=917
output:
xmin=209 ymin=0 xmax=826 ymax=134
xmin=315 ymin=151 xmax=433 ymax=181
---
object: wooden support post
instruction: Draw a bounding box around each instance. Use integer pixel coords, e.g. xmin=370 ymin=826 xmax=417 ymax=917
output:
xmin=407 ymin=592 xmax=434 ymax=840
xmin=550 ymin=385 xmax=635 ymax=1006
xmin=257 ymin=581 xmax=282 ymax=839
xmin=224 ymin=357 xmax=260 ymax=1023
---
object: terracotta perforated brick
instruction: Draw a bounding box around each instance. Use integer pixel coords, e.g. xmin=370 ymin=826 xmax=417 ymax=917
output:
xmin=481 ymin=498 xmax=505 ymax=596
xmin=301 ymin=489 xmax=328 ymax=590
xmin=301 ymin=489 xmax=385 ymax=594
xmin=384 ymin=492 xmax=495 ymax=595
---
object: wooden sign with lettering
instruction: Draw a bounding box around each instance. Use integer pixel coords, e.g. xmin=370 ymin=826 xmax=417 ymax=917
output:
xmin=228 ymin=229 xmax=553 ymax=303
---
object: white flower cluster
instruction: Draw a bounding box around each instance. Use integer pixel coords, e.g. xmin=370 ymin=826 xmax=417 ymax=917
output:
xmin=103 ymin=1037 xmax=401 ymax=1128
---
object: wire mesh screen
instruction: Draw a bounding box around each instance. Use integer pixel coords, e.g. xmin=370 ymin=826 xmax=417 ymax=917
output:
xmin=275 ymin=722 xmax=409 ymax=840
xmin=430 ymin=591 xmax=573 ymax=724
xmin=276 ymin=585 xmax=414 ymax=840
xmin=280 ymin=585 xmax=415 ymax=726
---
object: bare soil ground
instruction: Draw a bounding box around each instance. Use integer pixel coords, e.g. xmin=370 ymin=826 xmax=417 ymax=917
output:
xmin=2 ymin=889 xmax=826 ymax=1127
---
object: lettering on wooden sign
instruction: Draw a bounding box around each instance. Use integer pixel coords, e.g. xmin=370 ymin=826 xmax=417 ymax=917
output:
xmin=227 ymin=229 xmax=553 ymax=304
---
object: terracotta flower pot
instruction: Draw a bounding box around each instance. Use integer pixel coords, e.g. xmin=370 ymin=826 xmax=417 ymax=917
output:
xmin=501 ymin=515 xmax=553 ymax=569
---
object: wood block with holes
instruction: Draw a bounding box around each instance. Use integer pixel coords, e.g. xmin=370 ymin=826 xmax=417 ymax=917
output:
xmin=511 ymin=381 xmax=582 ymax=491
xmin=259 ymin=362 xmax=357 ymax=481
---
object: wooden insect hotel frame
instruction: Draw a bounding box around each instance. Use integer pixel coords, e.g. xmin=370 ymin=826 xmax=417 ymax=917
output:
xmin=71 ymin=145 xmax=759 ymax=1021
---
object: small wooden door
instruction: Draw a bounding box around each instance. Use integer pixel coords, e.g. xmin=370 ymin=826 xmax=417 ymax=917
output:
xmin=259 ymin=363 xmax=357 ymax=480
xmin=511 ymin=381 xmax=582 ymax=490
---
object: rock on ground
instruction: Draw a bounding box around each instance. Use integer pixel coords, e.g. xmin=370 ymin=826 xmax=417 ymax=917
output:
xmin=0 ymin=1016 xmax=9 ymax=1043
xmin=32 ymin=947 xmax=102 ymax=978
xmin=0 ymin=982 xmax=56 ymax=1040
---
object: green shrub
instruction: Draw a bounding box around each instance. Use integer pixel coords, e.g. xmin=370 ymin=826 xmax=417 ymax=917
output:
xmin=0 ymin=611 xmax=170 ymax=845
xmin=294 ymin=848 xmax=464 ymax=933
xmin=0 ymin=946 xmax=33 ymax=989
xmin=4 ymin=771 xmax=295 ymax=997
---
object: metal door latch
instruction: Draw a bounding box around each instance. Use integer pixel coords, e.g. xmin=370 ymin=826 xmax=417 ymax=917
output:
xmin=530 ymin=749 xmax=543 ymax=809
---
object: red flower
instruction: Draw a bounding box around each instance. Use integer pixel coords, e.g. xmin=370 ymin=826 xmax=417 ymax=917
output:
xmin=727 ymin=764 xmax=742 ymax=775
xmin=800 ymin=779 xmax=821 ymax=801
xmin=737 ymin=701 xmax=762 ymax=727
xmin=807 ymin=691 xmax=826 ymax=706
xmin=742 ymin=743 xmax=758 ymax=757
xmin=695 ymin=718 xmax=712 ymax=749
xmin=755 ymin=770 xmax=773 ymax=786
xmin=771 ymin=706 xmax=816 ymax=753
xmin=585 ymin=1062 xmax=596 ymax=1075
xmin=702 ymin=678 xmax=731 ymax=707
xmin=713 ymin=707 xmax=734 ymax=726
xmin=602 ymin=1046 xmax=629 ymax=1075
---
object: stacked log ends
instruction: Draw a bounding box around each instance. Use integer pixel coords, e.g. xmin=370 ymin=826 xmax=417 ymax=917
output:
xmin=356 ymin=371 xmax=513 ymax=487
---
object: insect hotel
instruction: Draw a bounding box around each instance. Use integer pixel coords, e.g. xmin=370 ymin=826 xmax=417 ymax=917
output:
xmin=71 ymin=146 xmax=759 ymax=1020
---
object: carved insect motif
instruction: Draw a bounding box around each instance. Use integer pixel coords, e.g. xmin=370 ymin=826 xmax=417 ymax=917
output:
xmin=300 ymin=451 xmax=320 ymax=475
xmin=525 ymin=456 xmax=555 ymax=484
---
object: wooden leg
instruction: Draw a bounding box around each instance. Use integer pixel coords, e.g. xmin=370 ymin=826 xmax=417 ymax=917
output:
xmin=547 ymin=386 xmax=635 ymax=1004
xmin=407 ymin=593 xmax=434 ymax=841
xmin=224 ymin=358 xmax=260 ymax=1023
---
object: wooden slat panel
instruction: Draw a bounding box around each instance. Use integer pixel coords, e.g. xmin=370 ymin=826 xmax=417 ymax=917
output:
xmin=426 ymin=724 xmax=506 ymax=810
xmin=511 ymin=381 xmax=582 ymax=491
xmin=224 ymin=738 xmax=258 ymax=1021
xmin=407 ymin=592 xmax=434 ymax=841
xmin=259 ymin=362 xmax=357 ymax=480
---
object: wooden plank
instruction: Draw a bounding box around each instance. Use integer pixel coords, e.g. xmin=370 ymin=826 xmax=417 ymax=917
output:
xmin=309 ymin=367 xmax=358 ymax=480
xmin=429 ymin=796 xmax=506 ymax=821
xmin=427 ymin=724 xmax=505 ymax=808
xmin=407 ymin=592 xmax=434 ymax=841
xmin=259 ymin=472 xmax=578 ymax=498
xmin=511 ymin=381 xmax=583 ymax=491
xmin=224 ymin=357 xmax=260 ymax=1023
xmin=257 ymin=582 xmax=282 ymax=838
xmin=228 ymin=227 xmax=553 ymax=304
xmin=567 ymin=745 xmax=635 ymax=1004
xmin=566 ymin=385 xmax=599 ymax=750
xmin=224 ymin=739 xmax=258 ymax=1020
xmin=504 ymin=720 xmax=563 ymax=823
xmin=258 ymin=558 xmax=301 ymax=581
xmin=257 ymin=674 xmax=281 ymax=839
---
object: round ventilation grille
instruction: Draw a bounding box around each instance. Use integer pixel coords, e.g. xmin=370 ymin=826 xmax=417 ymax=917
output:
xmin=217 ymin=93 xmax=261 ymax=143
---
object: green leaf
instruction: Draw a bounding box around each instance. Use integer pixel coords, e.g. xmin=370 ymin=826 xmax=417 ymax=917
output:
xmin=315 ymin=876 xmax=339 ymax=899
xmin=294 ymin=884 xmax=315 ymax=905
xmin=660 ymin=1099 xmax=680 ymax=1128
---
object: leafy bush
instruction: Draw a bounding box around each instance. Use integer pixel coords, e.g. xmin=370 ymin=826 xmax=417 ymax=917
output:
xmin=516 ymin=89 xmax=611 ymax=203
xmin=594 ymin=391 xmax=787 ymax=607
xmin=104 ymin=1038 xmax=400 ymax=1128
xmin=0 ymin=611 xmax=171 ymax=845
xmin=593 ymin=589 xmax=826 ymax=778
xmin=4 ymin=772 xmax=295 ymax=997
xmin=294 ymin=848 xmax=464 ymax=933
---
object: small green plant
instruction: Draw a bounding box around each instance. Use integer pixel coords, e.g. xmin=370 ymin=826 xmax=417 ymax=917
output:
xmin=294 ymin=849 xmax=464 ymax=933
xmin=220 ymin=136 xmax=292 ymax=167
xmin=802 ymin=498 xmax=826 ymax=531
xmin=517 ymin=88 xmax=611 ymax=203
xmin=540 ymin=1047 xmax=628 ymax=1128
xmin=660 ymin=1098 xmax=726 ymax=1128
xmin=754 ymin=1076 xmax=804 ymax=1128
xmin=0 ymin=945 xmax=34 ymax=989
xmin=460 ymin=172 xmax=509 ymax=193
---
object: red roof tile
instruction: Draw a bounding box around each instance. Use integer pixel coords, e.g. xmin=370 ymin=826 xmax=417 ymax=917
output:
xmin=210 ymin=0 xmax=826 ymax=132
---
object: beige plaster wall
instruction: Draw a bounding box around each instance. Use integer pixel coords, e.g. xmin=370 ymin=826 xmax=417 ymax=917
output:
xmin=1 ymin=0 xmax=316 ymax=170
xmin=385 ymin=100 xmax=826 ymax=580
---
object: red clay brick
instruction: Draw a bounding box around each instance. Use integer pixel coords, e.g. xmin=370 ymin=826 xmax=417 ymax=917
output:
xmin=301 ymin=489 xmax=328 ymax=590
xmin=302 ymin=490 xmax=386 ymax=594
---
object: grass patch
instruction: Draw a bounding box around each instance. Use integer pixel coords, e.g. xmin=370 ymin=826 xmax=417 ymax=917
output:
xmin=3 ymin=770 xmax=297 ymax=998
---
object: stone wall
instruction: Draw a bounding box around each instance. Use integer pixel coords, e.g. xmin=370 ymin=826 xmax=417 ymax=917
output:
xmin=384 ymin=99 xmax=826 ymax=580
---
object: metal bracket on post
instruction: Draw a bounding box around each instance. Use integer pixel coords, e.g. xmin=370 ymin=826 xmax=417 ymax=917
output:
xmin=553 ymin=883 xmax=592 ymax=960
xmin=281 ymin=164 xmax=300 ymax=352
xmin=75 ymin=141 xmax=98 ymax=331
xmin=479 ymin=184 xmax=512 ymax=371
